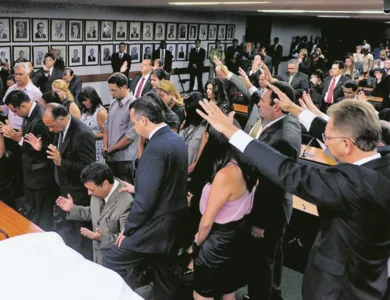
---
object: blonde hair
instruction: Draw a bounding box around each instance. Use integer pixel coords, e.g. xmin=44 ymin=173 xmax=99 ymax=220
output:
xmin=299 ymin=48 xmax=308 ymax=59
xmin=155 ymin=80 xmax=183 ymax=106
xmin=52 ymin=79 xmax=74 ymax=101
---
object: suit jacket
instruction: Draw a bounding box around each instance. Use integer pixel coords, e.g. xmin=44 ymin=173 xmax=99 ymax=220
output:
xmin=121 ymin=126 xmax=188 ymax=254
xmin=37 ymin=68 xmax=64 ymax=94
xmin=111 ymin=52 xmax=131 ymax=75
xmin=71 ymin=57 xmax=80 ymax=63
xmin=67 ymin=180 xmax=133 ymax=264
xmin=68 ymin=75 xmax=83 ymax=105
xmin=0 ymin=32 xmax=7 ymax=39
xmin=129 ymin=73 xmax=153 ymax=97
xmin=21 ymin=104 xmax=55 ymax=189
xmin=321 ymin=75 xmax=349 ymax=108
xmin=55 ymin=116 xmax=96 ymax=205
xmin=88 ymin=56 xmax=96 ymax=62
xmin=263 ymin=54 xmax=273 ymax=70
xmin=280 ymin=71 xmax=309 ymax=100
xmin=188 ymin=47 xmax=206 ymax=69
xmin=152 ymin=48 xmax=173 ymax=73
xmin=35 ymin=32 xmax=46 ymax=38
xmin=241 ymin=122 xmax=390 ymax=300
xmin=270 ymin=44 xmax=283 ymax=63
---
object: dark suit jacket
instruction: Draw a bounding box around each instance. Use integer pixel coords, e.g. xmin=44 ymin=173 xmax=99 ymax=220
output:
xmin=129 ymin=73 xmax=153 ymax=97
xmin=122 ymin=126 xmax=188 ymax=254
xmin=21 ymin=104 xmax=55 ymax=189
xmin=54 ymin=116 xmax=96 ymax=205
xmin=111 ymin=52 xmax=131 ymax=76
xmin=35 ymin=32 xmax=46 ymax=38
xmin=321 ymin=75 xmax=349 ymax=110
xmin=242 ymin=133 xmax=390 ymax=300
xmin=249 ymin=114 xmax=301 ymax=237
xmin=68 ymin=75 xmax=83 ymax=105
xmin=280 ymin=71 xmax=309 ymax=100
xmin=270 ymin=44 xmax=283 ymax=63
xmin=152 ymin=48 xmax=173 ymax=73
xmin=188 ymin=47 xmax=206 ymax=69
xmin=37 ymin=68 xmax=64 ymax=93
xmin=263 ymin=54 xmax=273 ymax=70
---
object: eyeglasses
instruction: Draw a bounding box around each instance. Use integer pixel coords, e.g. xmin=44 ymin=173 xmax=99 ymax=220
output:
xmin=322 ymin=133 xmax=356 ymax=145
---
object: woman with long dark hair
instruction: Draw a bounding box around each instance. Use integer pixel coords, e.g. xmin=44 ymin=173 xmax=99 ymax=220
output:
xmin=204 ymin=77 xmax=232 ymax=114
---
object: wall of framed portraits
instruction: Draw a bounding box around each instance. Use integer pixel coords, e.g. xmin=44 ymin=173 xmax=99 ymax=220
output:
xmin=0 ymin=3 xmax=246 ymax=102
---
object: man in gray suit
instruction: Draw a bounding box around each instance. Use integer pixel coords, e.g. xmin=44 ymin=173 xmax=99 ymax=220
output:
xmin=279 ymin=59 xmax=309 ymax=100
xmin=56 ymin=162 xmax=133 ymax=265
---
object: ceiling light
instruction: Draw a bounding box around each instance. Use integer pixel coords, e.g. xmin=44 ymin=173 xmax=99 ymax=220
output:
xmin=317 ymin=15 xmax=351 ymax=18
xmin=258 ymin=10 xmax=383 ymax=14
xmin=170 ymin=1 xmax=270 ymax=5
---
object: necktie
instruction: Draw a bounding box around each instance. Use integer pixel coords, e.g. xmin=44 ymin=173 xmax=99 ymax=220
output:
xmin=54 ymin=132 xmax=63 ymax=185
xmin=161 ymin=50 xmax=165 ymax=65
xmin=288 ymin=75 xmax=294 ymax=85
xmin=196 ymin=48 xmax=199 ymax=53
xmin=326 ymin=77 xmax=337 ymax=104
xmin=135 ymin=77 xmax=145 ymax=98
xmin=250 ymin=118 xmax=263 ymax=138
xmin=100 ymin=198 xmax=105 ymax=215
xmin=120 ymin=53 xmax=123 ymax=59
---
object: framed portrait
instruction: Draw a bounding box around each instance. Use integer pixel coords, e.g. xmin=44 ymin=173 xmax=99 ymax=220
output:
xmin=51 ymin=45 xmax=67 ymax=67
xmin=142 ymin=44 xmax=153 ymax=60
xmin=187 ymin=43 xmax=195 ymax=59
xmin=69 ymin=20 xmax=83 ymax=42
xmin=0 ymin=46 xmax=11 ymax=67
xmin=32 ymin=19 xmax=49 ymax=42
xmin=176 ymin=44 xmax=187 ymax=61
xmin=207 ymin=43 xmax=214 ymax=57
xmin=198 ymin=24 xmax=208 ymax=41
xmin=188 ymin=24 xmax=198 ymax=41
xmin=115 ymin=21 xmax=127 ymax=41
xmin=68 ymin=44 xmax=83 ymax=67
xmin=85 ymin=45 xmax=99 ymax=66
xmin=100 ymin=44 xmax=113 ymax=65
xmin=217 ymin=25 xmax=227 ymax=40
xmin=13 ymin=46 xmax=30 ymax=65
xmin=154 ymin=23 xmax=165 ymax=41
xmin=154 ymin=43 xmax=161 ymax=51
xmin=178 ymin=24 xmax=187 ymax=41
xmin=51 ymin=19 xmax=66 ymax=42
xmin=208 ymin=24 xmax=217 ymax=40
xmin=32 ymin=45 xmax=49 ymax=69
xmin=0 ymin=18 xmax=11 ymax=43
xmin=226 ymin=25 xmax=235 ymax=40
xmin=129 ymin=44 xmax=141 ymax=63
xmin=13 ymin=18 xmax=30 ymax=42
xmin=85 ymin=20 xmax=99 ymax=41
xmin=101 ymin=21 xmax=114 ymax=41
xmin=142 ymin=22 xmax=153 ymax=41
xmin=166 ymin=23 xmax=177 ymax=41
xmin=129 ymin=22 xmax=141 ymax=41
xmin=167 ymin=44 xmax=176 ymax=61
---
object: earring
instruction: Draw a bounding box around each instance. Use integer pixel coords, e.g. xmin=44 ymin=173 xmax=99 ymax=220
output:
xmin=169 ymin=98 xmax=174 ymax=104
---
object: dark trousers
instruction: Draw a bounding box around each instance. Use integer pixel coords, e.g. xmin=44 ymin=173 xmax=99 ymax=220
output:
xmin=103 ymin=246 xmax=180 ymax=300
xmin=248 ymin=233 xmax=285 ymax=300
xmin=189 ymin=68 xmax=204 ymax=92
xmin=24 ymin=185 xmax=57 ymax=231
xmin=273 ymin=61 xmax=281 ymax=76
xmin=107 ymin=160 xmax=135 ymax=184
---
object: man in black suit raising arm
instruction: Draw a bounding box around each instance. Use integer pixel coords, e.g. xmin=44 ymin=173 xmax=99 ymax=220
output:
xmin=197 ymin=90 xmax=390 ymax=300
xmin=111 ymin=42 xmax=132 ymax=77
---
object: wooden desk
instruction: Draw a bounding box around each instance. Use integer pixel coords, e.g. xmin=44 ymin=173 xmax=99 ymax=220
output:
xmin=293 ymin=196 xmax=318 ymax=216
xmin=233 ymin=103 xmax=248 ymax=114
xmin=367 ymin=96 xmax=383 ymax=103
xmin=300 ymin=145 xmax=336 ymax=166
xmin=0 ymin=201 xmax=43 ymax=240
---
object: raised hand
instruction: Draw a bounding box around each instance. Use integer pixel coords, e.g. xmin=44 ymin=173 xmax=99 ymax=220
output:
xmin=357 ymin=91 xmax=368 ymax=102
xmin=56 ymin=193 xmax=74 ymax=212
xmin=301 ymin=91 xmax=323 ymax=117
xmin=120 ymin=61 xmax=128 ymax=73
xmin=24 ymin=133 xmax=42 ymax=151
xmin=238 ymin=67 xmax=252 ymax=89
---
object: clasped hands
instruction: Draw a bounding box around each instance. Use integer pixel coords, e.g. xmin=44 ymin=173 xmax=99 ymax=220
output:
xmin=0 ymin=120 xmax=21 ymax=141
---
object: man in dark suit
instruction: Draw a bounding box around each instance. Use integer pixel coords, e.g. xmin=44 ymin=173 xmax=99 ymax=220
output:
xmin=188 ymin=39 xmax=206 ymax=93
xmin=198 ymin=91 xmax=390 ymax=300
xmin=63 ymin=68 xmax=83 ymax=106
xmin=129 ymin=59 xmax=153 ymax=97
xmin=270 ymin=37 xmax=283 ymax=75
xmin=225 ymin=39 xmax=242 ymax=75
xmin=308 ymin=53 xmax=325 ymax=75
xmin=321 ymin=60 xmax=349 ymax=112
xmin=152 ymin=41 xmax=173 ymax=73
xmin=335 ymin=79 xmax=358 ymax=103
xmin=103 ymin=95 xmax=188 ymax=300
xmin=42 ymin=103 xmax=95 ymax=258
xmin=88 ymin=48 xmax=96 ymax=62
xmin=260 ymin=47 xmax=273 ymax=71
xmin=111 ymin=42 xmax=131 ymax=77
xmin=35 ymin=22 xmax=46 ymax=39
xmin=3 ymin=90 xmax=57 ymax=231
xmin=279 ymin=59 xmax=309 ymax=100
xmin=38 ymin=52 xmax=64 ymax=93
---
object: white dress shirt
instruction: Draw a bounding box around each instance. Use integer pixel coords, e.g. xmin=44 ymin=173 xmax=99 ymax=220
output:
xmin=149 ymin=123 xmax=167 ymax=140
xmin=324 ymin=75 xmax=341 ymax=104
xmin=104 ymin=179 xmax=119 ymax=204
xmin=58 ymin=117 xmax=71 ymax=147
xmin=134 ymin=72 xmax=151 ymax=96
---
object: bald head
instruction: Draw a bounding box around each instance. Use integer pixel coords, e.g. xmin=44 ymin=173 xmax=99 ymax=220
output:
xmin=42 ymin=103 xmax=70 ymax=133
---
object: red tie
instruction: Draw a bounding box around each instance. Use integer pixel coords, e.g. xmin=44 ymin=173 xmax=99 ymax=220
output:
xmin=326 ymin=77 xmax=336 ymax=104
xmin=135 ymin=77 xmax=145 ymax=98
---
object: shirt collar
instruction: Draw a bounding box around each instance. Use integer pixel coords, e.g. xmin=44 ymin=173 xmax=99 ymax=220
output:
xmin=263 ymin=115 xmax=286 ymax=130
xmin=149 ymin=124 xmax=167 ymax=140
xmin=116 ymin=93 xmax=132 ymax=106
xmin=104 ymin=179 xmax=119 ymax=203
xmin=353 ymin=153 xmax=381 ymax=166
xmin=28 ymin=101 xmax=37 ymax=118
xmin=62 ymin=117 xmax=71 ymax=140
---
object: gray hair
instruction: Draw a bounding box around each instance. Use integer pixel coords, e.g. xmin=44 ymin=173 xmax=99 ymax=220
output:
xmin=14 ymin=62 xmax=30 ymax=74
xmin=288 ymin=59 xmax=299 ymax=65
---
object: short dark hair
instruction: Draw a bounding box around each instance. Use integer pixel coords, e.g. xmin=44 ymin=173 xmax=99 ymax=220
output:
xmin=119 ymin=42 xmax=126 ymax=47
xmin=233 ymin=39 xmax=238 ymax=43
xmin=195 ymin=39 xmax=201 ymax=43
xmin=107 ymin=72 xmax=128 ymax=87
xmin=312 ymin=69 xmax=325 ymax=82
xmin=343 ymin=80 xmax=358 ymax=91
xmin=80 ymin=163 xmax=114 ymax=185
xmin=333 ymin=60 xmax=345 ymax=70
xmin=4 ymin=90 xmax=30 ymax=107
xmin=274 ymin=37 xmax=279 ymax=42
xmin=63 ymin=68 xmax=74 ymax=77
xmin=255 ymin=53 xmax=265 ymax=61
xmin=270 ymin=81 xmax=295 ymax=106
xmin=151 ymin=68 xmax=168 ymax=80
xmin=44 ymin=103 xmax=69 ymax=120
xmin=129 ymin=95 xmax=165 ymax=124
xmin=7 ymin=74 xmax=15 ymax=82
xmin=78 ymin=86 xmax=103 ymax=114
xmin=41 ymin=91 xmax=62 ymax=105
xmin=44 ymin=52 xmax=55 ymax=60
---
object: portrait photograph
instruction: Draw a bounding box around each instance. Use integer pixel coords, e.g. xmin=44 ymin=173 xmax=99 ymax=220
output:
xmin=207 ymin=43 xmax=214 ymax=57
xmin=52 ymin=45 xmax=67 ymax=67
xmin=51 ymin=19 xmax=66 ymax=42
xmin=85 ymin=45 xmax=99 ymax=66
xmin=68 ymin=45 xmax=83 ymax=67
xmin=178 ymin=24 xmax=187 ymax=41
xmin=0 ymin=18 xmax=11 ymax=43
xmin=154 ymin=23 xmax=165 ymax=41
xmin=100 ymin=44 xmax=113 ymax=65
xmin=13 ymin=18 xmax=30 ymax=42
xmin=208 ymin=24 xmax=217 ymax=40
xmin=129 ymin=44 xmax=141 ymax=63
xmin=187 ymin=44 xmax=195 ymax=59
xmin=142 ymin=44 xmax=153 ymax=60
xmin=142 ymin=22 xmax=153 ymax=41
xmin=218 ymin=25 xmax=227 ymax=40
xmin=166 ymin=23 xmax=177 ymax=41
xmin=32 ymin=19 xmax=49 ymax=42
xmin=13 ymin=46 xmax=30 ymax=65
xmin=33 ymin=45 xmax=49 ymax=69
xmin=188 ymin=24 xmax=198 ymax=41
xmin=85 ymin=20 xmax=99 ymax=41
xmin=115 ymin=21 xmax=127 ymax=41
xmin=101 ymin=21 xmax=114 ymax=41
xmin=226 ymin=25 xmax=235 ymax=40
xmin=154 ymin=43 xmax=161 ymax=51
xmin=129 ymin=22 xmax=141 ymax=41
xmin=0 ymin=46 xmax=11 ymax=67
xmin=167 ymin=44 xmax=176 ymax=61
xmin=69 ymin=20 xmax=83 ymax=42
xmin=176 ymin=43 xmax=187 ymax=61
xmin=198 ymin=24 xmax=208 ymax=41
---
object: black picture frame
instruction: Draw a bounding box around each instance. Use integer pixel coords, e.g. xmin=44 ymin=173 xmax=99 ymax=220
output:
xmin=226 ymin=25 xmax=235 ymax=40
xmin=100 ymin=44 xmax=113 ymax=65
xmin=85 ymin=20 xmax=99 ymax=42
xmin=217 ymin=25 xmax=227 ymax=41
xmin=32 ymin=18 xmax=49 ymax=42
xmin=32 ymin=45 xmax=49 ymax=68
xmin=166 ymin=23 xmax=177 ymax=41
xmin=198 ymin=24 xmax=208 ymax=41
xmin=85 ymin=44 xmax=99 ymax=66
xmin=129 ymin=22 xmax=141 ymax=41
xmin=142 ymin=43 xmax=153 ymax=60
xmin=68 ymin=44 xmax=83 ymax=67
xmin=167 ymin=44 xmax=176 ymax=61
xmin=154 ymin=22 xmax=165 ymax=41
xmin=188 ymin=24 xmax=198 ymax=41
xmin=207 ymin=43 xmax=214 ymax=57
xmin=187 ymin=43 xmax=195 ymax=59
xmin=68 ymin=20 xmax=83 ymax=42
xmin=101 ymin=20 xmax=114 ymax=41
xmin=142 ymin=22 xmax=153 ymax=41
xmin=13 ymin=18 xmax=30 ymax=42
xmin=176 ymin=43 xmax=187 ymax=61
xmin=0 ymin=18 xmax=11 ymax=43
xmin=208 ymin=24 xmax=217 ymax=40
xmin=0 ymin=46 xmax=11 ymax=67
xmin=115 ymin=21 xmax=127 ymax=41
xmin=51 ymin=45 xmax=67 ymax=67
xmin=13 ymin=45 xmax=31 ymax=65
xmin=51 ymin=19 xmax=66 ymax=42
xmin=178 ymin=24 xmax=188 ymax=41
xmin=129 ymin=44 xmax=141 ymax=63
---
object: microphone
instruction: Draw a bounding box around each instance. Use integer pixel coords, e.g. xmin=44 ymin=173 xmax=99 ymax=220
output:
xmin=301 ymin=137 xmax=315 ymax=158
